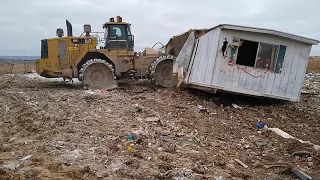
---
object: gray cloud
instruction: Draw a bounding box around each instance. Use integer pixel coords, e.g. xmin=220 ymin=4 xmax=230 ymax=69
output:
xmin=0 ymin=0 xmax=319 ymax=56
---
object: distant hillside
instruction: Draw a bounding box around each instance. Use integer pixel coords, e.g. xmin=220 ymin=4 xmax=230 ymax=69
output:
xmin=0 ymin=56 xmax=40 ymax=61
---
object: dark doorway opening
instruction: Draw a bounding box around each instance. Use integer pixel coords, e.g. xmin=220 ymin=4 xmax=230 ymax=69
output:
xmin=236 ymin=40 xmax=259 ymax=67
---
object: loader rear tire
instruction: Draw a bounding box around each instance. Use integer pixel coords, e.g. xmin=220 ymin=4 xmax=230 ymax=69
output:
xmin=78 ymin=59 xmax=117 ymax=90
xmin=149 ymin=55 xmax=178 ymax=88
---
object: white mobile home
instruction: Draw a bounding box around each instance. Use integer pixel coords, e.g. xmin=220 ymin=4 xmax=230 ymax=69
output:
xmin=175 ymin=24 xmax=319 ymax=101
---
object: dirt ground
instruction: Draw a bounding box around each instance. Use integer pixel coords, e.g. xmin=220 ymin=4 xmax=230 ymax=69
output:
xmin=0 ymin=72 xmax=319 ymax=180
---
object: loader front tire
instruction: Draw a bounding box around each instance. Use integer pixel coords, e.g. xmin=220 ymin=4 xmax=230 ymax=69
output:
xmin=78 ymin=59 xmax=117 ymax=90
xmin=149 ymin=55 xmax=178 ymax=88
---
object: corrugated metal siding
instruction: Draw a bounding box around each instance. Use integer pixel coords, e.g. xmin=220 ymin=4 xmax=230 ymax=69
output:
xmin=188 ymin=29 xmax=311 ymax=101
xmin=189 ymin=28 xmax=220 ymax=85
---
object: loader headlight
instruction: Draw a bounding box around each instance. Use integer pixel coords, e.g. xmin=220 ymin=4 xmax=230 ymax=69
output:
xmin=56 ymin=28 xmax=64 ymax=37
xmin=84 ymin=24 xmax=91 ymax=33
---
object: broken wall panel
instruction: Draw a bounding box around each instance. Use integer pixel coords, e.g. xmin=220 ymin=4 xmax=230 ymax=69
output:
xmin=175 ymin=31 xmax=196 ymax=72
xmin=189 ymin=28 xmax=220 ymax=85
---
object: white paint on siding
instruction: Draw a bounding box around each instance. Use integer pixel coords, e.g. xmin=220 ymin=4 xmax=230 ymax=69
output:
xmin=187 ymin=28 xmax=313 ymax=101
xmin=292 ymin=44 xmax=312 ymax=98
xmin=277 ymin=41 xmax=296 ymax=97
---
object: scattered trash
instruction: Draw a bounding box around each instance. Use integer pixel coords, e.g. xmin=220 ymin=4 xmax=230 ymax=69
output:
xmin=255 ymin=139 xmax=268 ymax=147
xmin=127 ymin=146 xmax=133 ymax=151
xmin=66 ymin=149 xmax=82 ymax=159
xmin=268 ymin=128 xmax=294 ymax=139
xmin=134 ymin=104 xmax=143 ymax=113
xmin=19 ymin=155 xmax=33 ymax=162
xmin=198 ymin=105 xmax=207 ymax=112
xmin=268 ymin=127 xmax=320 ymax=150
xmin=214 ymin=176 xmax=224 ymax=180
xmin=176 ymin=138 xmax=209 ymax=150
xmin=291 ymin=168 xmax=313 ymax=180
xmin=234 ymin=158 xmax=248 ymax=168
xmin=126 ymin=134 xmax=133 ymax=140
xmin=161 ymin=131 xmax=170 ymax=136
xmin=255 ymin=122 xmax=265 ymax=129
xmin=264 ymin=163 xmax=289 ymax=169
xmin=292 ymin=151 xmax=311 ymax=158
xmin=1 ymin=162 xmax=21 ymax=170
xmin=85 ymin=90 xmax=98 ymax=95
xmin=232 ymin=104 xmax=242 ymax=109
xmin=0 ymin=155 xmax=33 ymax=170
xmin=145 ymin=117 xmax=160 ymax=122
xmin=305 ymin=74 xmax=312 ymax=79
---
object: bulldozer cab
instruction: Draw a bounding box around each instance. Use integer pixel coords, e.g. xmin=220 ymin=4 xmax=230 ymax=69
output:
xmin=103 ymin=16 xmax=134 ymax=51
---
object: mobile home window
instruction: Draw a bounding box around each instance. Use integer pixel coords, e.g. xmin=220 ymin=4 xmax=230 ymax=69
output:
xmin=234 ymin=39 xmax=286 ymax=73
xmin=236 ymin=40 xmax=259 ymax=67
xmin=275 ymin=45 xmax=287 ymax=73
xmin=255 ymin=43 xmax=279 ymax=71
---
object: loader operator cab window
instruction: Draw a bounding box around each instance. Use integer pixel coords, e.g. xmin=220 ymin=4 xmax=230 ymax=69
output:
xmin=108 ymin=25 xmax=126 ymax=40
xmin=105 ymin=24 xmax=134 ymax=51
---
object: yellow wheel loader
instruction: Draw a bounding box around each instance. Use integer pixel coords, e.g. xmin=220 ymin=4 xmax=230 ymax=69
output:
xmin=35 ymin=16 xmax=179 ymax=89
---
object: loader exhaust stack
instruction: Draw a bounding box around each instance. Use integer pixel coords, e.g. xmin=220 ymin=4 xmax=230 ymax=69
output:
xmin=66 ymin=19 xmax=73 ymax=37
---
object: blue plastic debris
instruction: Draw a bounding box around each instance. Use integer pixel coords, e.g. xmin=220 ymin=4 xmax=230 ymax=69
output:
xmin=256 ymin=122 xmax=265 ymax=129
xmin=126 ymin=134 xmax=133 ymax=140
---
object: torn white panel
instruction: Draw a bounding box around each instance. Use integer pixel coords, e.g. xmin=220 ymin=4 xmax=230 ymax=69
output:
xmin=268 ymin=128 xmax=294 ymax=139
xmin=175 ymin=31 xmax=196 ymax=72
xmin=268 ymin=127 xmax=320 ymax=150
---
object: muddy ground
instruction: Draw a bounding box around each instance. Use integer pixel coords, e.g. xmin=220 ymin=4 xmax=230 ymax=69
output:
xmin=0 ymin=73 xmax=319 ymax=180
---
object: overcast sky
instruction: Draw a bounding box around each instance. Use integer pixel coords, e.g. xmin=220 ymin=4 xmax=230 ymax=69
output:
xmin=0 ymin=0 xmax=319 ymax=56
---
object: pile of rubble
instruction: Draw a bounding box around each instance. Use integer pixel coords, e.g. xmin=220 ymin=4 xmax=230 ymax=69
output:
xmin=303 ymin=73 xmax=320 ymax=95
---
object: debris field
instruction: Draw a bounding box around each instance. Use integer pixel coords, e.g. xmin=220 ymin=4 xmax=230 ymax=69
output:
xmin=0 ymin=73 xmax=319 ymax=179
